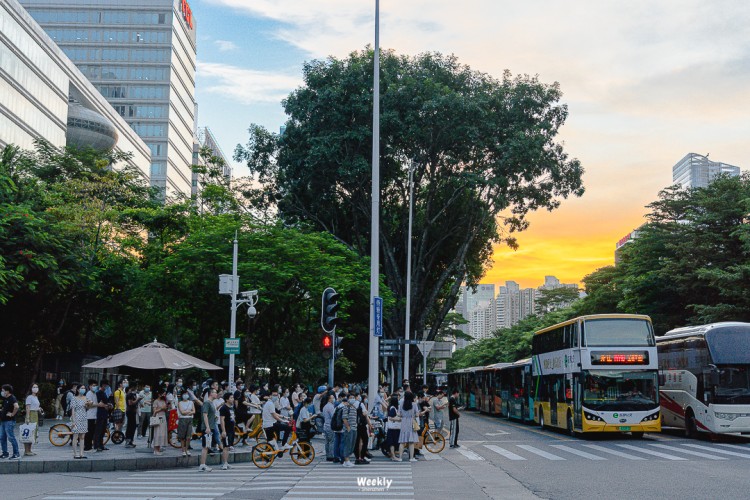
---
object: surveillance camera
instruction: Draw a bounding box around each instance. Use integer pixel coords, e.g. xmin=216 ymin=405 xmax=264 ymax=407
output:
xmin=247 ymin=305 xmax=257 ymax=319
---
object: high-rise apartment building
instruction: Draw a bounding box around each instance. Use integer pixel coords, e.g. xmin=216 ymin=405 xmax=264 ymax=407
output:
xmin=672 ymin=153 xmax=740 ymax=189
xmin=1 ymin=0 xmax=150 ymax=176
xmin=21 ymin=0 xmax=197 ymax=198
xmin=192 ymin=126 xmax=231 ymax=197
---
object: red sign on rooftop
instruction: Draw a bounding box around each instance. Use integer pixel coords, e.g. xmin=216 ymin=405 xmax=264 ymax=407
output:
xmin=181 ymin=0 xmax=194 ymax=29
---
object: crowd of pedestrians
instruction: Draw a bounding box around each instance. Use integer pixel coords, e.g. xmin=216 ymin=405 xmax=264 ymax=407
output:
xmin=0 ymin=376 xmax=463 ymax=467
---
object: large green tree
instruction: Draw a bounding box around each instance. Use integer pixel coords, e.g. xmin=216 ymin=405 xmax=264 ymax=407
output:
xmin=236 ymin=49 xmax=584 ymax=376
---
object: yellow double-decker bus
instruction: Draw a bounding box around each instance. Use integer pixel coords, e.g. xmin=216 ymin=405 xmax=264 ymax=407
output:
xmin=531 ymin=314 xmax=661 ymax=437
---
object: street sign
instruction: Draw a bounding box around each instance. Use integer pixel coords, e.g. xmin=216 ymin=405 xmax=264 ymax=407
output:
xmin=373 ymin=296 xmax=383 ymax=337
xmin=224 ymin=338 xmax=240 ymax=355
xmin=402 ymin=339 xmax=421 ymax=345
xmin=416 ymin=341 xmax=435 ymax=357
xmin=379 ymin=351 xmax=401 ymax=357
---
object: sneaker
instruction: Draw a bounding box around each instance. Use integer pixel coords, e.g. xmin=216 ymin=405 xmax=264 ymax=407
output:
xmin=342 ymin=460 xmax=354 ymax=467
xmin=125 ymin=443 xmax=136 ymax=448
xmin=228 ymin=446 xmax=235 ymax=452
xmin=182 ymin=451 xmax=187 ymax=457
xmin=186 ymin=451 xmax=192 ymax=456
xmin=0 ymin=453 xmax=8 ymax=459
xmin=363 ymin=457 xmax=371 ymax=463
xmin=9 ymin=455 xmax=20 ymax=460
xmin=409 ymin=458 xmax=418 ymax=462
xmin=326 ymin=457 xmax=335 ymax=462
xmin=280 ymin=444 xmax=292 ymax=451
xmin=332 ymin=458 xmax=341 ymax=463
xmin=220 ymin=463 xmax=230 ymax=470
xmin=24 ymin=452 xmax=36 ymax=457
xmin=198 ymin=464 xmax=212 ymax=472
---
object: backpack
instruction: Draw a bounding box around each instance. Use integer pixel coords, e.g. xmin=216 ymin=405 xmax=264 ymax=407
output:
xmin=357 ymin=404 xmax=366 ymax=427
xmin=331 ymin=405 xmax=345 ymax=431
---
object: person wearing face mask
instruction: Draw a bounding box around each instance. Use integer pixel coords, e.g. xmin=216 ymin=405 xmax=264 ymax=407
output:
xmin=124 ymin=384 xmax=140 ymax=448
xmin=177 ymin=389 xmax=195 ymax=457
xmin=279 ymin=388 xmax=292 ymax=419
xmin=262 ymin=389 xmax=292 ymax=451
xmin=113 ymin=379 xmax=127 ymax=433
xmin=151 ymin=388 xmax=168 ymax=455
xmin=70 ymin=384 xmax=92 ymax=459
xmin=22 ymin=383 xmax=41 ymax=456
xmin=138 ymin=385 xmax=152 ymax=439
xmin=84 ymin=380 xmax=98 ymax=452
xmin=94 ymin=380 xmax=113 ymax=452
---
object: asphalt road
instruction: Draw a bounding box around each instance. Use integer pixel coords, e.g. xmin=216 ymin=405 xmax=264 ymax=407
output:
xmin=7 ymin=411 xmax=750 ymax=500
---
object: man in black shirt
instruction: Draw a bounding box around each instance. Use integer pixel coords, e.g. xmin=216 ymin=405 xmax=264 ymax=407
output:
xmin=0 ymin=384 xmax=20 ymax=459
xmin=124 ymin=386 xmax=140 ymax=447
xmin=219 ymin=392 xmax=236 ymax=470
xmin=94 ymin=380 xmax=112 ymax=451
xmin=448 ymin=389 xmax=461 ymax=448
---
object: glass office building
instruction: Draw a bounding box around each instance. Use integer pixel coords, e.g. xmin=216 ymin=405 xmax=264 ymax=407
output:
xmin=1 ymin=0 xmax=150 ymax=178
xmin=21 ymin=0 xmax=197 ymax=198
xmin=672 ymin=153 xmax=740 ymax=189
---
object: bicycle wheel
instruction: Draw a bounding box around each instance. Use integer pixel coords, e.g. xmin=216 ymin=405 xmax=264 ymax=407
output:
xmin=290 ymin=441 xmax=315 ymax=466
xmin=424 ymin=430 xmax=446 ymax=453
xmin=233 ymin=426 xmax=243 ymax=446
xmin=168 ymin=430 xmax=181 ymax=449
xmin=111 ymin=430 xmax=125 ymax=445
xmin=49 ymin=424 xmax=71 ymax=447
xmin=255 ymin=431 xmax=267 ymax=444
xmin=252 ymin=442 xmax=275 ymax=469
xmin=103 ymin=427 xmax=111 ymax=445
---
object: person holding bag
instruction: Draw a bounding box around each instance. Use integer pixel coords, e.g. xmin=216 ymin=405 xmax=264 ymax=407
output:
xmin=70 ymin=384 xmax=91 ymax=459
xmin=151 ymin=388 xmax=168 ymax=455
xmin=23 ymin=383 xmax=41 ymax=456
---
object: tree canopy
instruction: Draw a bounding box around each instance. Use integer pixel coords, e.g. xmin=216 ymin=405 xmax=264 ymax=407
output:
xmin=236 ymin=48 xmax=584 ymax=376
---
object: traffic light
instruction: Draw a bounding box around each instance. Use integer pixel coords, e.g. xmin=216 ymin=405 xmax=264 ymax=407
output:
xmin=321 ymin=334 xmax=333 ymax=359
xmin=321 ymin=287 xmax=340 ymax=333
xmin=334 ymin=335 xmax=344 ymax=357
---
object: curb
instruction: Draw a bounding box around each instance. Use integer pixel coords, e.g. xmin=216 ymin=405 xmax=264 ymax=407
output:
xmin=0 ymin=450 xmax=253 ymax=475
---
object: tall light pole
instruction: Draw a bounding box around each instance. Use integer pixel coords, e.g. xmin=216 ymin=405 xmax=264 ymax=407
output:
xmin=219 ymin=232 xmax=258 ymax=390
xmin=404 ymin=161 xmax=415 ymax=382
xmin=368 ymin=0 xmax=381 ymax=410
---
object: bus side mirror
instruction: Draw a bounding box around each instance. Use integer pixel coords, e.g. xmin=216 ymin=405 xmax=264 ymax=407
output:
xmin=703 ymin=368 xmax=719 ymax=388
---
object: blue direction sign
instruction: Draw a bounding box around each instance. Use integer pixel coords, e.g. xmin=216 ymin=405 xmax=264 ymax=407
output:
xmin=374 ymin=296 xmax=383 ymax=337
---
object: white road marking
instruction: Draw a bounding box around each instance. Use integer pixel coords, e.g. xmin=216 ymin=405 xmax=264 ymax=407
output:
xmin=550 ymin=445 xmax=607 ymax=460
xmin=455 ymin=447 xmax=484 ymax=460
xmin=581 ymin=444 xmax=646 ymax=460
xmin=483 ymin=444 xmax=526 ymax=460
xmin=648 ymin=443 xmax=727 ymax=460
xmin=617 ymin=444 xmax=688 ymax=460
xmin=682 ymin=443 xmax=750 ymax=459
xmin=516 ymin=445 xmax=565 ymax=461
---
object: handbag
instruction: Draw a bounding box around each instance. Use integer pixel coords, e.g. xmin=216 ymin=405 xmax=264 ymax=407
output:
xmin=412 ymin=417 xmax=420 ymax=432
xmin=19 ymin=423 xmax=37 ymax=444
xmin=149 ymin=416 xmax=163 ymax=427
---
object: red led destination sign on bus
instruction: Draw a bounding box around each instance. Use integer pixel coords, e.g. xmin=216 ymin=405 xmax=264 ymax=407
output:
xmin=181 ymin=0 xmax=194 ymax=29
xmin=591 ymin=351 xmax=649 ymax=365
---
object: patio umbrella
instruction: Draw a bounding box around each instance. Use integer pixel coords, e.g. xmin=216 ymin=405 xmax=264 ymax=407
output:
xmin=82 ymin=340 xmax=222 ymax=371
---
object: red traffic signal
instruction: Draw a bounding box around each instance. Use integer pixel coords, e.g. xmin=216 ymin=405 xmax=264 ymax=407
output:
xmin=322 ymin=335 xmax=332 ymax=348
xmin=322 ymin=334 xmax=333 ymax=359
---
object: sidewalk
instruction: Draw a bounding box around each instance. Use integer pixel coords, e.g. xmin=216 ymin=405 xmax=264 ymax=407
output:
xmin=0 ymin=424 xmax=254 ymax=474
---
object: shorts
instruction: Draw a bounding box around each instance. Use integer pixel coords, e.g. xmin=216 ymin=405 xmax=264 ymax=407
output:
xmin=222 ymin=429 xmax=234 ymax=448
xmin=177 ymin=418 xmax=192 ymax=441
xmin=112 ymin=409 xmax=124 ymax=423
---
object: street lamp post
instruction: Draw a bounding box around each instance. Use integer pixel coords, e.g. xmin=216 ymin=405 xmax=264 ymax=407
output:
xmin=368 ymin=0 xmax=381 ymax=409
xmin=404 ymin=161 xmax=415 ymax=382
xmin=219 ymin=232 xmax=258 ymax=390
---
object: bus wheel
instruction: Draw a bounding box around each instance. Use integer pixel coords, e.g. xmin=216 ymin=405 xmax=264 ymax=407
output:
xmin=685 ymin=410 xmax=698 ymax=439
xmin=631 ymin=432 xmax=644 ymax=439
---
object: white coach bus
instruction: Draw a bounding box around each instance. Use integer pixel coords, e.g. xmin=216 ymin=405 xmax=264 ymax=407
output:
xmin=657 ymin=322 xmax=750 ymax=437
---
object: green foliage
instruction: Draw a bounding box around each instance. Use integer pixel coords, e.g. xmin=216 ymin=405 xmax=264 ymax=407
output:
xmin=577 ymin=173 xmax=750 ymax=334
xmin=447 ymin=308 xmax=577 ymax=371
xmin=235 ymin=48 xmax=584 ymax=364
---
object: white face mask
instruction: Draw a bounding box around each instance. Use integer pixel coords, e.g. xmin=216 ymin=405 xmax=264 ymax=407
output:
xmin=32 ymin=387 xmax=39 ymax=394
xmin=182 ymin=394 xmax=189 ymax=401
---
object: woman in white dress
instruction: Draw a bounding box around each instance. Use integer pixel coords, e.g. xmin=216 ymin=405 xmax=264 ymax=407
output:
xmin=70 ymin=384 xmax=91 ymax=459
xmin=23 ymin=384 xmax=41 ymax=456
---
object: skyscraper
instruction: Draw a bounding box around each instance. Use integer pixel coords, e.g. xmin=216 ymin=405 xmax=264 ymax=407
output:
xmin=672 ymin=153 xmax=740 ymax=189
xmin=21 ymin=0 xmax=197 ymax=198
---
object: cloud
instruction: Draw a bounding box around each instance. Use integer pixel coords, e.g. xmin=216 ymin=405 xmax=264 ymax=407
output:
xmin=214 ymin=39 xmax=239 ymax=52
xmin=197 ymin=62 xmax=301 ymax=105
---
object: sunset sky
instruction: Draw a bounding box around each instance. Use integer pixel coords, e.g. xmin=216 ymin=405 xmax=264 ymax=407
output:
xmin=192 ymin=0 xmax=749 ymax=289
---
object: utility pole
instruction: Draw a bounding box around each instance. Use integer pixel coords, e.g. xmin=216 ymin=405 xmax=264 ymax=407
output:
xmin=404 ymin=161 xmax=415 ymax=382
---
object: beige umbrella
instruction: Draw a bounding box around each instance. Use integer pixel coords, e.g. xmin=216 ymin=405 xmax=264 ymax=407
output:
xmin=82 ymin=340 xmax=221 ymax=371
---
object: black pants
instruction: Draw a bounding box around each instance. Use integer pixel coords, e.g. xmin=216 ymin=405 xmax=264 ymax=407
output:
xmin=264 ymin=422 xmax=290 ymax=446
xmin=93 ymin=417 xmax=107 ymax=449
xmin=140 ymin=413 xmax=150 ymax=437
xmin=449 ymin=418 xmax=459 ymax=446
xmin=355 ymin=424 xmax=369 ymax=459
xmin=85 ymin=418 xmax=96 ymax=450
xmin=125 ymin=412 xmax=137 ymax=442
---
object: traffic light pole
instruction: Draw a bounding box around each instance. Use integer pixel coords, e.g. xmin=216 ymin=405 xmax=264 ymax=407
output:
xmin=328 ymin=331 xmax=335 ymax=387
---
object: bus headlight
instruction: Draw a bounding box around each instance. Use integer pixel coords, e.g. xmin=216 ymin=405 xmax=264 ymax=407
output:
xmin=640 ymin=411 xmax=660 ymax=422
xmin=584 ymin=411 xmax=603 ymax=422
xmin=715 ymin=412 xmax=750 ymax=421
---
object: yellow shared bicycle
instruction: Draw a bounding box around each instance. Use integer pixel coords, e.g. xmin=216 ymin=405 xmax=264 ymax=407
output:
xmin=251 ymin=420 xmax=315 ymax=469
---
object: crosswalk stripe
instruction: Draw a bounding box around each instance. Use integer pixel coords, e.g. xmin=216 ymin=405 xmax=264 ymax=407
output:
xmin=54 ymin=494 xmax=216 ymax=498
xmin=581 ymin=444 xmax=646 ymax=460
xmin=45 ymin=497 xmax=214 ymax=500
xmin=648 ymin=443 xmax=727 ymax=460
xmin=517 ymin=445 xmax=565 ymax=461
xmin=455 ymin=447 xmax=484 ymax=460
xmin=86 ymin=486 xmax=231 ymax=491
xmin=420 ymin=451 xmax=443 ymax=460
xmin=483 ymin=445 xmax=526 ymax=460
xmin=550 ymin=445 xmax=606 ymax=460
xmin=683 ymin=443 xmax=750 ymax=458
xmin=716 ymin=443 xmax=750 ymax=451
xmin=617 ymin=444 xmax=687 ymax=460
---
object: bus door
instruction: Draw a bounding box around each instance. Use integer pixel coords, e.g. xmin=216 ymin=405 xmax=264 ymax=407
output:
xmin=550 ymin=378 xmax=559 ymax=425
xmin=573 ymin=373 xmax=583 ymax=428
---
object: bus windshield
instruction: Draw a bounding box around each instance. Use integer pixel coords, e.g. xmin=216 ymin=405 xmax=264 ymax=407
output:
xmin=715 ymin=365 xmax=750 ymax=404
xmin=582 ymin=370 xmax=659 ymax=411
xmin=584 ymin=319 xmax=655 ymax=347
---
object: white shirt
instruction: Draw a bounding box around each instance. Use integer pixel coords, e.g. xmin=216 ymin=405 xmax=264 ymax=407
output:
xmin=261 ymin=400 xmax=278 ymax=428
xmin=25 ymin=395 xmax=40 ymax=411
xmin=279 ymin=396 xmax=291 ymax=417
xmin=249 ymin=394 xmax=262 ymax=414
xmin=213 ymin=397 xmax=224 ymax=411
xmin=177 ymin=400 xmax=194 ymax=418
xmin=299 ymin=406 xmax=310 ymax=421
xmin=85 ymin=390 xmax=97 ymax=419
